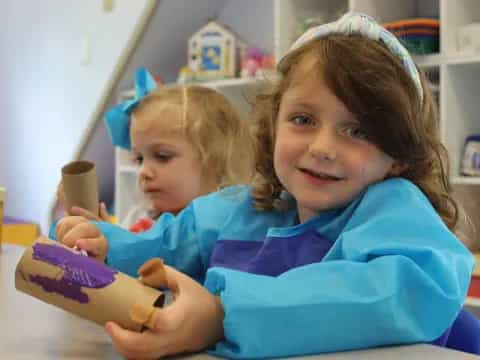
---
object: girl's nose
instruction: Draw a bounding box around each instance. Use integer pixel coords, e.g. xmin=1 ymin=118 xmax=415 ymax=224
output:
xmin=308 ymin=129 xmax=337 ymax=161
xmin=139 ymin=160 xmax=155 ymax=180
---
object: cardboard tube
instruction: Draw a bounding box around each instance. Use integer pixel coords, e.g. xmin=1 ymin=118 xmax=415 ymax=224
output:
xmin=15 ymin=237 xmax=164 ymax=331
xmin=61 ymin=160 xmax=99 ymax=215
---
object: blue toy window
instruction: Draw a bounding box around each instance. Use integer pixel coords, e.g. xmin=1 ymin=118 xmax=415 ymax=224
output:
xmin=202 ymin=46 xmax=221 ymax=71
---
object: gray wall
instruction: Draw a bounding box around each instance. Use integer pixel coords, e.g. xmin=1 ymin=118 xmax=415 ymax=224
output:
xmin=0 ymin=0 xmax=149 ymax=231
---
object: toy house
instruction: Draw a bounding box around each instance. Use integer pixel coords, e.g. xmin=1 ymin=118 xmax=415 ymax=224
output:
xmin=188 ymin=20 xmax=247 ymax=81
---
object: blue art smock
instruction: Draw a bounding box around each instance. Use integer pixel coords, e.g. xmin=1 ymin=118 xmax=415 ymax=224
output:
xmin=92 ymin=178 xmax=473 ymax=359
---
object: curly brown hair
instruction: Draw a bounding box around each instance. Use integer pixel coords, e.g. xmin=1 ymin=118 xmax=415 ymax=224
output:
xmin=251 ymin=35 xmax=460 ymax=232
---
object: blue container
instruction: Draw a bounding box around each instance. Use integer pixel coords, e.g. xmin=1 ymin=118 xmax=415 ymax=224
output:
xmin=461 ymin=135 xmax=480 ymax=176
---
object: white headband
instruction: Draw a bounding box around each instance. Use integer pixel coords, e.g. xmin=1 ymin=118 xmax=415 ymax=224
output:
xmin=279 ymin=12 xmax=423 ymax=102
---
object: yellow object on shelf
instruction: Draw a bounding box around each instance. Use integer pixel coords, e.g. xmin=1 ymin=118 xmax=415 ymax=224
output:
xmin=3 ymin=222 xmax=40 ymax=247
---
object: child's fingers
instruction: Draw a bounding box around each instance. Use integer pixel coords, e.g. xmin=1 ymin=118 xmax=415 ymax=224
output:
xmin=62 ymin=221 xmax=100 ymax=248
xmin=138 ymin=258 xmax=167 ymax=288
xmin=105 ymin=321 xmax=169 ymax=359
xmin=55 ymin=216 xmax=87 ymax=245
xmin=128 ymin=302 xmax=183 ymax=332
xmin=146 ymin=266 xmax=193 ymax=330
xmin=105 ymin=322 xmax=145 ymax=359
xmin=99 ymin=202 xmax=111 ymax=221
xmin=150 ymin=303 xmax=186 ymax=332
xmin=138 ymin=261 xmax=180 ymax=293
xmin=70 ymin=206 xmax=100 ymax=221
xmin=129 ymin=303 xmax=156 ymax=328
xmin=55 ymin=219 xmax=69 ymax=243
xmin=75 ymin=236 xmax=108 ymax=261
xmin=134 ymin=265 xmax=190 ymax=330
xmin=55 ymin=218 xmax=71 ymax=242
xmin=70 ymin=203 xmax=111 ymax=221
xmin=162 ymin=265 xmax=187 ymax=294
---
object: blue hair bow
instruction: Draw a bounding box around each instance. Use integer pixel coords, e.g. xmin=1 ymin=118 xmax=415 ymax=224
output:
xmin=104 ymin=67 xmax=157 ymax=150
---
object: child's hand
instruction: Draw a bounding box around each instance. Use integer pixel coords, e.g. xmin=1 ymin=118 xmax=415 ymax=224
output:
xmin=55 ymin=216 xmax=108 ymax=262
xmin=70 ymin=202 xmax=110 ymax=222
xmin=105 ymin=264 xmax=224 ymax=359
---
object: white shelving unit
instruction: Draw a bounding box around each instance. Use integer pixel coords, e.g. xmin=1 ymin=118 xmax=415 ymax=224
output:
xmin=115 ymin=0 xmax=480 ymax=241
xmin=114 ymin=148 xmax=138 ymax=225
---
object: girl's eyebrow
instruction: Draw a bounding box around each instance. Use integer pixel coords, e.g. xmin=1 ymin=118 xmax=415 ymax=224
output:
xmin=282 ymin=88 xmax=325 ymax=107
xmin=281 ymin=89 xmax=311 ymax=102
xmin=282 ymin=100 xmax=358 ymax=125
xmin=341 ymin=119 xmax=361 ymax=127
xmin=281 ymin=96 xmax=321 ymax=111
xmin=287 ymin=101 xmax=318 ymax=110
xmin=132 ymin=141 xmax=179 ymax=152
xmin=151 ymin=143 xmax=180 ymax=152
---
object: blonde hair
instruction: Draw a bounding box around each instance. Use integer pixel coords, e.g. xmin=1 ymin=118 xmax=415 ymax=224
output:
xmin=251 ymin=35 xmax=461 ymax=233
xmin=132 ymin=85 xmax=255 ymax=187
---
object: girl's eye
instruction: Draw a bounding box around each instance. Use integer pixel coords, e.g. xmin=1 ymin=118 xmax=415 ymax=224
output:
xmin=290 ymin=115 xmax=315 ymax=127
xmin=344 ymin=126 xmax=367 ymax=140
xmin=155 ymin=153 xmax=173 ymax=163
xmin=132 ymin=154 xmax=143 ymax=165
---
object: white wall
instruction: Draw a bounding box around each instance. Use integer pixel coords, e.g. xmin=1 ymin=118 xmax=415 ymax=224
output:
xmin=0 ymin=0 xmax=149 ymax=232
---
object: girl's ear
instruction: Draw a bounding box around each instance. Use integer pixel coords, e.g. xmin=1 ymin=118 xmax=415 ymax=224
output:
xmin=389 ymin=161 xmax=408 ymax=177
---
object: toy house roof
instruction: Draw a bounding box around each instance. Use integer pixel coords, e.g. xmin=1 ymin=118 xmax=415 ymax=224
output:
xmin=189 ymin=20 xmax=247 ymax=47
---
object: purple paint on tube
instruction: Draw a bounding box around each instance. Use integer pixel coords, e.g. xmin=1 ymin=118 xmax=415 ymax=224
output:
xmin=30 ymin=243 xmax=117 ymax=303
xmin=30 ymin=274 xmax=89 ymax=303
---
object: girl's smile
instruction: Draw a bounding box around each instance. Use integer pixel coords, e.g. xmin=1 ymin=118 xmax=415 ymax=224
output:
xmin=297 ymin=167 xmax=343 ymax=184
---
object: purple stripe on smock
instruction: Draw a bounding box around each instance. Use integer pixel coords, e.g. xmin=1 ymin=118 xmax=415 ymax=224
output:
xmin=443 ymin=308 xmax=480 ymax=354
xmin=209 ymin=230 xmax=333 ymax=277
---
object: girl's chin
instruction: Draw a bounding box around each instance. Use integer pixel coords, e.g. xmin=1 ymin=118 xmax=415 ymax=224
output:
xmin=148 ymin=201 xmax=183 ymax=215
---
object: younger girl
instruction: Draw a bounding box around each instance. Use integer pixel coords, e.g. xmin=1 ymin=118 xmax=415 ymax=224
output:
xmin=65 ymin=68 xmax=254 ymax=232
xmin=55 ymin=14 xmax=474 ymax=359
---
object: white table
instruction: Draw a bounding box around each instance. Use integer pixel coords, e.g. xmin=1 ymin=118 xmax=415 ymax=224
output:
xmin=1 ymin=244 xmax=478 ymax=359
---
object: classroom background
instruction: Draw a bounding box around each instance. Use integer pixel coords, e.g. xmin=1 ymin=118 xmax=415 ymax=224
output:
xmin=2 ymin=0 xmax=480 ymax=314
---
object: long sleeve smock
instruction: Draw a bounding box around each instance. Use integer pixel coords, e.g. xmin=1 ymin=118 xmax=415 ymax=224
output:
xmin=92 ymin=178 xmax=473 ymax=359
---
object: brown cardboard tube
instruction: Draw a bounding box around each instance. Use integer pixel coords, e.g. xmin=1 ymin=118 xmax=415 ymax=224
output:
xmin=61 ymin=160 xmax=99 ymax=215
xmin=15 ymin=237 xmax=164 ymax=331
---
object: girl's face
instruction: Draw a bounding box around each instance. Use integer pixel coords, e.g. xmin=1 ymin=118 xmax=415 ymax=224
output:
xmin=130 ymin=103 xmax=214 ymax=216
xmin=274 ymin=64 xmax=397 ymax=223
